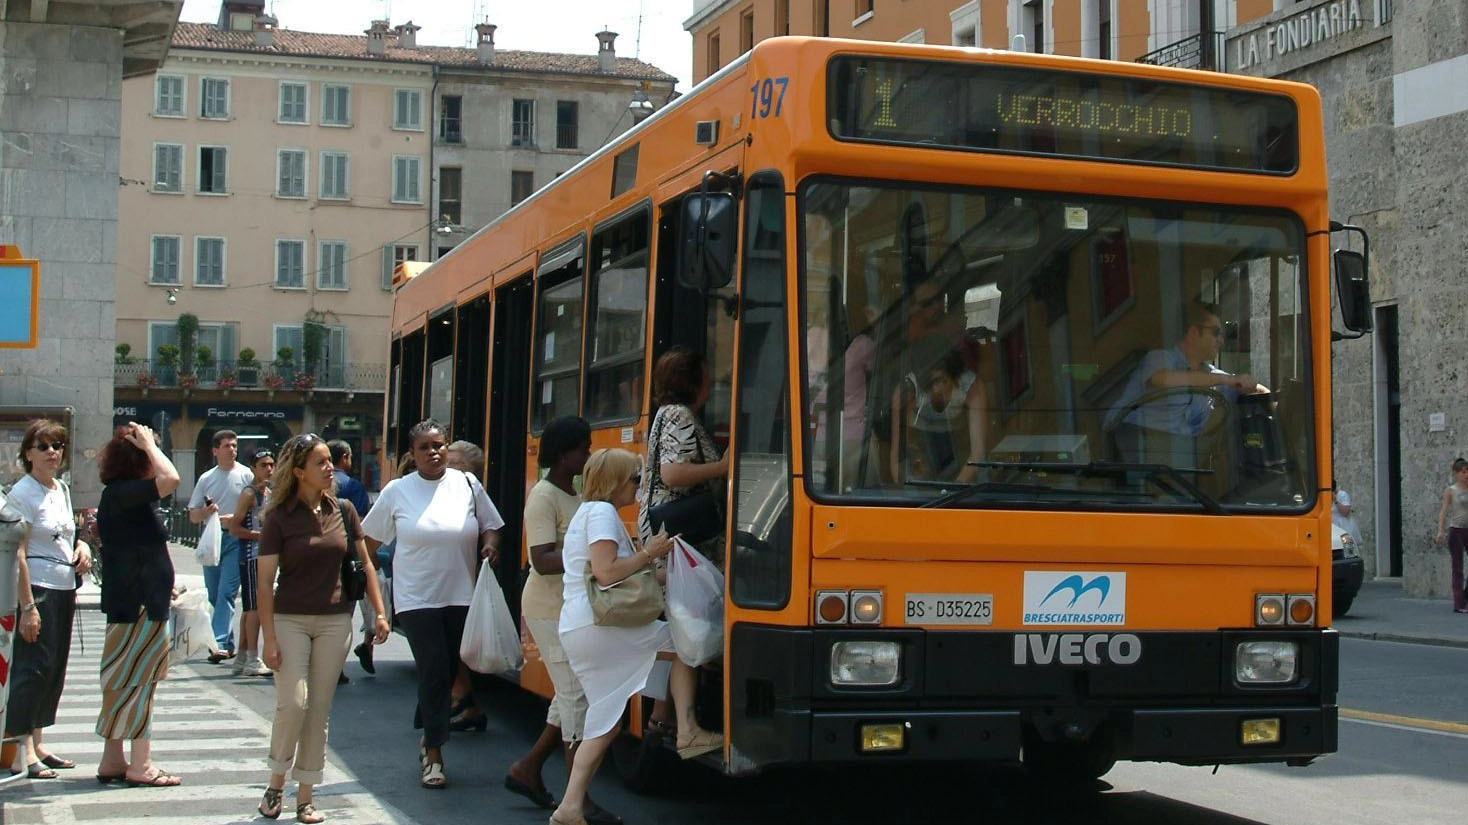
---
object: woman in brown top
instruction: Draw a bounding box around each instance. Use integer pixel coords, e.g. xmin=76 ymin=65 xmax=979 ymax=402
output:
xmin=255 ymin=434 xmax=388 ymax=823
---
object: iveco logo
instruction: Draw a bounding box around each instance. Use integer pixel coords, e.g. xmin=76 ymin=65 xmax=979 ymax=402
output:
xmin=1013 ymin=633 xmax=1142 ymax=666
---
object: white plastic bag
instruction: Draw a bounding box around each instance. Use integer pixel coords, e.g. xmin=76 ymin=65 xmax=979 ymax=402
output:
xmin=169 ymin=587 xmax=220 ymax=664
xmin=666 ymin=536 xmax=725 ymax=667
xmin=194 ymin=513 xmax=222 ymax=566
xmin=460 ymin=559 xmax=522 ymax=674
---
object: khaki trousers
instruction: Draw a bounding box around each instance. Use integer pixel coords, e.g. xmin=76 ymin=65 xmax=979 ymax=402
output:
xmin=267 ymin=613 xmax=352 ymax=784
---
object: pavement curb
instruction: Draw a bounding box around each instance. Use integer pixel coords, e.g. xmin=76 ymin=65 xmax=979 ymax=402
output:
xmin=1336 ymin=630 xmax=1468 ymax=649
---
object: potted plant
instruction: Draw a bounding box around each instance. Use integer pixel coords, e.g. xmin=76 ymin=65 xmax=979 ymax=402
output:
xmin=136 ymin=372 xmax=158 ymax=395
xmin=114 ymin=343 xmax=135 ymax=364
xmin=195 ymin=344 xmax=215 ymax=382
xmin=274 ymin=345 xmax=296 ymax=383
xmin=293 ymin=371 xmax=317 ymax=392
xmin=178 ymin=372 xmax=199 ymax=393
xmin=155 ymin=343 xmax=180 ymax=386
xmin=236 ymin=347 xmax=260 ymax=386
xmin=216 ymin=370 xmax=238 ymax=394
xmin=176 ymin=312 xmax=199 ymax=374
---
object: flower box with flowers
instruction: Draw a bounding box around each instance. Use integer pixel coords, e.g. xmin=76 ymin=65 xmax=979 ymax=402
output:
xmin=178 ymin=373 xmax=200 ymax=391
xmin=264 ymin=373 xmax=287 ymax=390
xmin=136 ymin=373 xmax=159 ymax=389
xmin=216 ymin=374 xmax=238 ymax=391
xmin=292 ymin=372 xmax=317 ymax=391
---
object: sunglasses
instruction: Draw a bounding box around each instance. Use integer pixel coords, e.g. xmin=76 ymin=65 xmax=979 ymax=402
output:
xmin=629 ymin=471 xmax=643 ymax=485
xmin=253 ymin=450 xmax=275 ymax=463
xmin=31 ymin=441 xmax=66 ymax=453
xmin=290 ymin=433 xmax=322 ymax=449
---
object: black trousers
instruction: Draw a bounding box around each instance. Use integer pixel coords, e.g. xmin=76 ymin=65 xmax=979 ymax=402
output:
xmin=6 ymin=585 xmax=77 ymax=736
xmin=396 ymin=605 xmax=469 ymax=749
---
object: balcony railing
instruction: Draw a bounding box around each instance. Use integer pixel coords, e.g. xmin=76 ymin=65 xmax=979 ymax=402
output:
xmin=1135 ymin=32 xmax=1226 ymax=70
xmin=114 ymin=359 xmax=386 ymax=393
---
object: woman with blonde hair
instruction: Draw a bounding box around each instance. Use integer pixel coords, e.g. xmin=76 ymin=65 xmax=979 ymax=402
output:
xmin=550 ymin=448 xmax=719 ymax=825
xmin=255 ymin=434 xmax=389 ymax=822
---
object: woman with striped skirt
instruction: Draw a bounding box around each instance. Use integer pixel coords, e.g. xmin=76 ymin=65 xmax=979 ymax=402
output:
xmin=94 ymin=422 xmax=183 ymax=787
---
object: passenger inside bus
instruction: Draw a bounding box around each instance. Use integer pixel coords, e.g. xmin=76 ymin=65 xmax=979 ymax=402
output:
xmin=890 ymin=343 xmax=987 ymax=483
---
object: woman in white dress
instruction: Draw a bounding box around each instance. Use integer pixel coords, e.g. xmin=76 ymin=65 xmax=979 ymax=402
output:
xmin=549 ymin=448 xmax=719 ymax=825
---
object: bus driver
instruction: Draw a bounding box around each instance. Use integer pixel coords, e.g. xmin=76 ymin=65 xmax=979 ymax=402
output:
xmin=1105 ymin=301 xmax=1266 ymax=466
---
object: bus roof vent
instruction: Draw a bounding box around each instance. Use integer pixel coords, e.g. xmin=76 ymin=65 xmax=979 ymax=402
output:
xmin=695 ymin=120 xmax=719 ymax=147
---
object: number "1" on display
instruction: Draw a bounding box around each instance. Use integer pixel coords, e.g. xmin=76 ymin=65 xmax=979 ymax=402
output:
xmin=750 ymin=77 xmax=789 ymax=119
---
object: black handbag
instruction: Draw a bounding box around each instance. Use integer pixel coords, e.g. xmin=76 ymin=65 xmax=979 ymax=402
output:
xmin=645 ymin=408 xmax=723 ymax=545
xmin=339 ymin=498 xmax=368 ymax=602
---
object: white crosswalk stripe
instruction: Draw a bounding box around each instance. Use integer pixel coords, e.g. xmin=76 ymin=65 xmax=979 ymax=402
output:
xmin=1 ymin=607 xmax=422 ymax=825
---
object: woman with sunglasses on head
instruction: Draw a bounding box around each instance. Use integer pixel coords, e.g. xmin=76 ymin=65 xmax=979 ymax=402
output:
xmin=360 ymin=419 xmax=503 ymax=790
xmin=3 ymin=419 xmax=91 ymax=779
xmin=549 ymin=448 xmax=720 ymax=825
xmin=93 ymin=421 xmax=181 ymax=787
xmin=228 ymin=448 xmax=276 ymax=678
xmin=256 ymin=434 xmax=389 ymax=823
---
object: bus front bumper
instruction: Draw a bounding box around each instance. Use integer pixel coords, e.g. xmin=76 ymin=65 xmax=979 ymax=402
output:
xmin=730 ymin=624 xmax=1339 ymax=771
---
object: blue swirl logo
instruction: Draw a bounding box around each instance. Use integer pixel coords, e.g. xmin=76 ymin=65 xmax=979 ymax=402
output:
xmin=1039 ymin=575 xmax=1113 ymax=609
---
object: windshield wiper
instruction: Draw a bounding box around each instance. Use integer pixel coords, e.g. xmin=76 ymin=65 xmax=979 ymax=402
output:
xmin=917 ymin=479 xmax=1061 ymax=509
xmin=971 ymin=460 xmax=1225 ymax=514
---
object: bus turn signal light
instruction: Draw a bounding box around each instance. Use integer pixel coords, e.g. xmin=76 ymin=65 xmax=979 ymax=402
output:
xmin=817 ymin=591 xmax=849 ymax=624
xmin=1255 ymin=594 xmax=1286 ymax=625
xmin=1287 ymin=595 xmax=1316 ymax=625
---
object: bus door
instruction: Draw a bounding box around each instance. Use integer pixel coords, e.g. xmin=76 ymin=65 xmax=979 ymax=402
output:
xmin=488 ymin=274 xmax=534 ymax=611
xmin=654 ymin=187 xmax=739 ymax=447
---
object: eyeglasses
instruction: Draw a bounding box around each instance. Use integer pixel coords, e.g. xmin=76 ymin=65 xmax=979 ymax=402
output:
xmin=629 ymin=471 xmax=643 ymax=485
xmin=31 ymin=441 xmax=66 ymax=452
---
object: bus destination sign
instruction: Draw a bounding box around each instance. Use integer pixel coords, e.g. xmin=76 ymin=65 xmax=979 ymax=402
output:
xmin=828 ymin=57 xmax=1299 ymax=174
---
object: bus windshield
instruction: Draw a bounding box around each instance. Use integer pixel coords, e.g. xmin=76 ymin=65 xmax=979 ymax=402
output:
xmin=801 ymin=180 xmax=1314 ymax=512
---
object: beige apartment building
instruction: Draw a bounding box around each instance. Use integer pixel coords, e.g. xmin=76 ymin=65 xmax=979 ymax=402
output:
xmin=115 ymin=2 xmax=674 ymax=490
xmin=685 ymin=0 xmax=1286 ymax=82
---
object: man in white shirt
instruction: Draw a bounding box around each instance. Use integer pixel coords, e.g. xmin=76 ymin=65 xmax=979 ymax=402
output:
xmin=1333 ymin=486 xmax=1363 ymax=544
xmin=188 ymin=429 xmax=255 ymax=660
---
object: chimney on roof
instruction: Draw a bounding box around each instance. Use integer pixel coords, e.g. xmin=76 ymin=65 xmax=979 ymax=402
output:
xmin=596 ymin=29 xmax=618 ymax=73
xmin=365 ymin=19 xmax=391 ymax=56
xmin=253 ymin=13 xmax=277 ymax=47
xmin=475 ymin=22 xmax=497 ymax=63
xmin=395 ymin=20 xmax=421 ymax=49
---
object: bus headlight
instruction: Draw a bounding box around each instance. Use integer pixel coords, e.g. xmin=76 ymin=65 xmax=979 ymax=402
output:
xmin=830 ymin=641 xmax=901 ymax=686
xmin=1235 ymin=641 xmax=1299 ymax=684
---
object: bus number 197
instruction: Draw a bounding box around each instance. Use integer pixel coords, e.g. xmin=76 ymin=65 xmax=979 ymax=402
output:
xmin=751 ymin=77 xmax=790 ymax=119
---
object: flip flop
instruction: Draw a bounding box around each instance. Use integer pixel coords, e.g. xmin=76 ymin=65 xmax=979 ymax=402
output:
xmin=25 ymin=763 xmax=58 ymax=780
xmin=125 ymin=769 xmax=182 ymax=787
xmin=585 ymin=801 xmax=624 ymax=825
xmin=96 ymin=772 xmax=128 ymax=785
xmin=39 ymin=755 xmax=76 ymax=769
xmin=504 ymin=774 xmax=556 ymax=808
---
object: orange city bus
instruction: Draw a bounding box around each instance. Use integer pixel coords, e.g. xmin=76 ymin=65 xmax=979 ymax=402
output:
xmin=386 ymin=37 xmax=1374 ymax=783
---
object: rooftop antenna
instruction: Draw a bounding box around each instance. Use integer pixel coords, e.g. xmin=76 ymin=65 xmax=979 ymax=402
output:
xmin=634 ymin=0 xmax=644 ymax=58
xmin=470 ymin=0 xmax=489 ymax=47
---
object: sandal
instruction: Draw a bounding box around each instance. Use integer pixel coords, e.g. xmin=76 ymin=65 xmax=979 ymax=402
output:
xmin=26 ymin=763 xmax=58 ymax=780
xmin=675 ymin=729 xmax=722 ymax=760
xmin=296 ymin=801 xmax=325 ymax=824
xmin=39 ymin=754 xmax=76 ymax=769
xmin=259 ymin=787 xmax=284 ymax=820
xmin=644 ymin=718 xmax=675 ymax=740
xmin=504 ymin=774 xmax=556 ymax=808
xmin=421 ymin=760 xmax=447 ymax=789
xmin=125 ymin=769 xmax=182 ymax=787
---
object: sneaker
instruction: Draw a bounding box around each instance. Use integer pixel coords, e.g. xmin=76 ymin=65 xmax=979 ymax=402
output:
xmin=231 ymin=655 xmax=247 ymax=676
xmin=244 ymin=658 xmax=273 ymax=677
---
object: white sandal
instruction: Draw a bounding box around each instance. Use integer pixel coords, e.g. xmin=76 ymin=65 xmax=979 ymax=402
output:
xmin=421 ymin=760 xmax=446 ymax=789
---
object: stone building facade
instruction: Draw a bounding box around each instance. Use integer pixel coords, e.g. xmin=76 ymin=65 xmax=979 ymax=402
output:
xmin=0 ymin=2 xmax=182 ymax=506
xmin=1226 ymin=0 xmax=1465 ymax=597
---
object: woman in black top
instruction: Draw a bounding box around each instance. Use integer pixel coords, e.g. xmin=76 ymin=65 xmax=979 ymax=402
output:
xmin=94 ymin=422 xmax=183 ymax=787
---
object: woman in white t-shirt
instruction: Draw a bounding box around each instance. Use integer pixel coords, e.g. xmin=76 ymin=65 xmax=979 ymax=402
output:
xmin=549 ymin=448 xmax=719 ymax=825
xmin=4 ymin=419 xmax=92 ymax=779
xmin=360 ymin=420 xmax=503 ymax=790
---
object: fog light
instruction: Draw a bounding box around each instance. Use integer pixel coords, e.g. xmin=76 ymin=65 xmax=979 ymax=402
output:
xmin=861 ymin=722 xmax=907 ymax=752
xmin=1256 ymin=594 xmax=1286 ymax=626
xmin=1287 ymin=594 xmax=1315 ymax=626
xmin=1235 ymin=640 xmax=1299 ymax=684
xmin=1241 ymin=718 xmax=1282 ymax=745
xmin=817 ymin=590 xmax=848 ymax=624
xmin=831 ymin=640 xmax=901 ymax=686
xmin=851 ymin=590 xmax=883 ymax=624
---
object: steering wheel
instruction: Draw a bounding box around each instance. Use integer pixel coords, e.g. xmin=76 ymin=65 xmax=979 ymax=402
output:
xmin=1110 ymin=385 xmax=1234 ymax=441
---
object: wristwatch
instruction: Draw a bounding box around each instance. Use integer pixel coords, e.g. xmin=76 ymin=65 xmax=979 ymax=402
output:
xmin=20 ymin=603 xmax=38 ymax=614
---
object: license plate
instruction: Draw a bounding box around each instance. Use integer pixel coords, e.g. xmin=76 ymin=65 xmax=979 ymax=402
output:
xmin=903 ymin=593 xmax=994 ymax=626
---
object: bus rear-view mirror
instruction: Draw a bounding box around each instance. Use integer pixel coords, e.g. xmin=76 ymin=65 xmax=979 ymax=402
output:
xmin=678 ymin=193 xmax=737 ymax=290
xmin=1333 ymin=249 xmax=1372 ymax=333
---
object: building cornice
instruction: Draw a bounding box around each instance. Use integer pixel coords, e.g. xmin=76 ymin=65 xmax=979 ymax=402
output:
xmin=684 ymin=0 xmax=744 ymax=34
